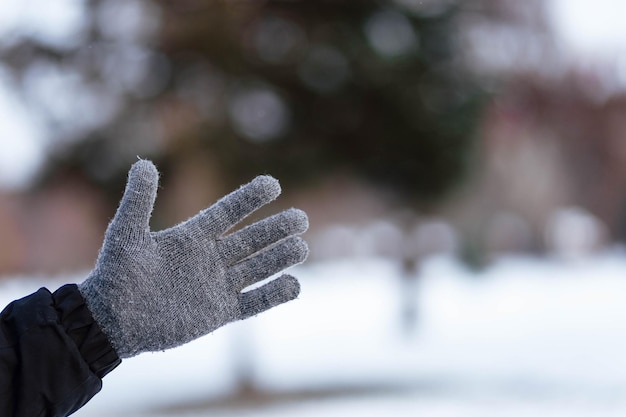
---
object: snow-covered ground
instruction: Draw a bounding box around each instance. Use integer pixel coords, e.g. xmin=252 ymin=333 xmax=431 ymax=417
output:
xmin=5 ymin=253 xmax=626 ymax=416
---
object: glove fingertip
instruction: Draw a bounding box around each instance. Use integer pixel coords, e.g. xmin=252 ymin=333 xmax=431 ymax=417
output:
xmin=278 ymin=273 xmax=301 ymax=300
xmin=286 ymin=208 xmax=310 ymax=234
xmin=290 ymin=237 xmax=310 ymax=265
xmin=239 ymin=274 xmax=301 ymax=319
xmin=252 ymin=175 xmax=282 ymax=201
xmin=130 ymin=159 xmax=159 ymax=184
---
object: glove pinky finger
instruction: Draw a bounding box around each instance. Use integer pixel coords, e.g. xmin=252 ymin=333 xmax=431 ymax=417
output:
xmin=239 ymin=274 xmax=300 ymax=320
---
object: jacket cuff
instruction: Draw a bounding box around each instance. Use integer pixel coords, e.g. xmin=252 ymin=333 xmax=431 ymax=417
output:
xmin=52 ymin=284 xmax=121 ymax=378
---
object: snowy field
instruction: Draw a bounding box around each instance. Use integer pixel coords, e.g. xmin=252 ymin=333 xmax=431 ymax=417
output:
xmin=4 ymin=253 xmax=626 ymax=416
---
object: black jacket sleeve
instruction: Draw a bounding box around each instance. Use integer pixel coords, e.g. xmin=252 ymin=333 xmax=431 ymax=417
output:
xmin=0 ymin=284 xmax=121 ymax=417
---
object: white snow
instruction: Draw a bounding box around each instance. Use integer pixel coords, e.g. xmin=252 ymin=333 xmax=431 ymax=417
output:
xmin=4 ymin=253 xmax=626 ymax=416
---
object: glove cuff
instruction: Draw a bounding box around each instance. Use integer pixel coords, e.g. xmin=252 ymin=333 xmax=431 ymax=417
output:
xmin=53 ymin=284 xmax=121 ymax=377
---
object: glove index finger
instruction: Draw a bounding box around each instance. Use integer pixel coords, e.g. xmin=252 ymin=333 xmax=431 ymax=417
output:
xmin=191 ymin=175 xmax=282 ymax=237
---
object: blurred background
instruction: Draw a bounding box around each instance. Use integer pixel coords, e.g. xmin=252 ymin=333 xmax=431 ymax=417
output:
xmin=2 ymin=0 xmax=626 ymax=415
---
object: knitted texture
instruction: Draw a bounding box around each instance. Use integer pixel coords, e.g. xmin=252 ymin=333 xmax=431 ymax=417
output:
xmin=78 ymin=160 xmax=308 ymax=358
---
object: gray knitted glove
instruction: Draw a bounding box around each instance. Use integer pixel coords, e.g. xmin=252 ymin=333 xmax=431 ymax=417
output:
xmin=79 ymin=160 xmax=309 ymax=358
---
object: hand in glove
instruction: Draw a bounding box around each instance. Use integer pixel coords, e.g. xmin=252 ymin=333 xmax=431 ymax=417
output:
xmin=79 ymin=160 xmax=309 ymax=358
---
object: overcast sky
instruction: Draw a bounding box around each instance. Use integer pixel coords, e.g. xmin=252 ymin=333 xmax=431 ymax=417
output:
xmin=0 ymin=0 xmax=626 ymax=189
xmin=549 ymin=0 xmax=626 ymax=57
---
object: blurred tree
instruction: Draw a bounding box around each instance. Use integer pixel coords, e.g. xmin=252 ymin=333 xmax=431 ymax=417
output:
xmin=1 ymin=0 xmax=486 ymax=211
xmin=161 ymin=1 xmax=484 ymax=205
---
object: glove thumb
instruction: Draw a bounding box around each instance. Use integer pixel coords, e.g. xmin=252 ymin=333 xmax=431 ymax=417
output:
xmin=110 ymin=159 xmax=159 ymax=235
